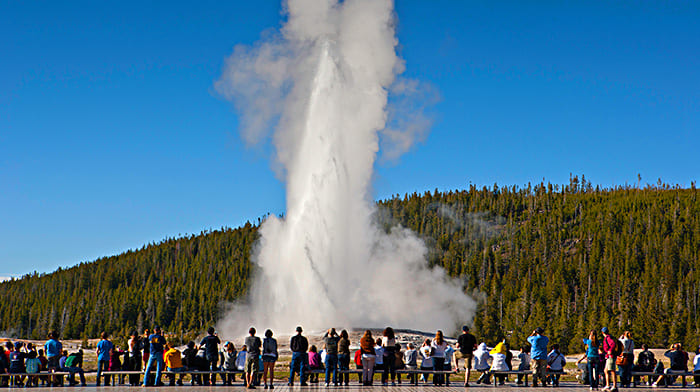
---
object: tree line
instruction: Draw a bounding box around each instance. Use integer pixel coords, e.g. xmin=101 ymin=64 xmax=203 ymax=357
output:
xmin=1 ymin=177 xmax=698 ymax=353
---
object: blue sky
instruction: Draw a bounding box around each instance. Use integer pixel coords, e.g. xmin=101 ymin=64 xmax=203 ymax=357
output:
xmin=1 ymin=1 xmax=698 ymax=277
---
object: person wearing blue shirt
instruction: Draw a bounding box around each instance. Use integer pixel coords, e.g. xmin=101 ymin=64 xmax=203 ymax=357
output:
xmin=44 ymin=331 xmax=63 ymax=387
xmin=527 ymin=327 xmax=549 ymax=387
xmin=96 ymin=332 xmax=114 ymax=386
xmin=143 ymin=326 xmax=167 ymax=387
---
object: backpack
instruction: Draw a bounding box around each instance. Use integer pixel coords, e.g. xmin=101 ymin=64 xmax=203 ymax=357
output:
xmin=611 ymin=339 xmax=624 ymax=357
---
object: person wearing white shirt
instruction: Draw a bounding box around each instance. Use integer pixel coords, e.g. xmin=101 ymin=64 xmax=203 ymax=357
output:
xmin=547 ymin=344 xmax=566 ymax=386
xmin=473 ymin=342 xmax=492 ymax=384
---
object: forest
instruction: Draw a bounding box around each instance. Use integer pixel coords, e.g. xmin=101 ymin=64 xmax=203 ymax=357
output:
xmin=1 ymin=176 xmax=698 ymax=352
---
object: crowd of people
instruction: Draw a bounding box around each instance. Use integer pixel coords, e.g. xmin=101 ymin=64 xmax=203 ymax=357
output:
xmin=2 ymin=325 xmax=700 ymax=389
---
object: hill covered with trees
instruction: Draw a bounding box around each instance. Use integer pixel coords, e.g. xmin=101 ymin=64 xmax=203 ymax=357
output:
xmin=1 ymin=177 xmax=698 ymax=351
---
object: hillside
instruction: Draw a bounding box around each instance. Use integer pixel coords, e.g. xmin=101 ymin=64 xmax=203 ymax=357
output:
xmin=2 ymin=177 xmax=698 ymax=352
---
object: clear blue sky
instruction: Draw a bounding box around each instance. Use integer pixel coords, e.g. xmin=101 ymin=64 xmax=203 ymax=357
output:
xmin=1 ymin=1 xmax=698 ymax=277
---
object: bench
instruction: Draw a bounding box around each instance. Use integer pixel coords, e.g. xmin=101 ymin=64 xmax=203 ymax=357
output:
xmin=100 ymin=370 xmax=247 ymax=386
xmin=631 ymin=370 xmax=696 ymax=388
xmin=488 ymin=370 xmax=565 ymax=387
xmin=2 ymin=371 xmax=72 ymax=387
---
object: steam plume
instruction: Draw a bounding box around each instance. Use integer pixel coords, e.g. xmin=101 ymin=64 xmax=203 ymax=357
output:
xmin=216 ymin=0 xmax=475 ymax=334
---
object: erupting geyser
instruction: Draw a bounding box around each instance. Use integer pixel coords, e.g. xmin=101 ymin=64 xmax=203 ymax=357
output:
xmin=216 ymin=0 xmax=476 ymax=333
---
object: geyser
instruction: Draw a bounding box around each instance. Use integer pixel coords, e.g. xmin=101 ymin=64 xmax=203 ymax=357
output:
xmin=216 ymin=0 xmax=476 ymax=334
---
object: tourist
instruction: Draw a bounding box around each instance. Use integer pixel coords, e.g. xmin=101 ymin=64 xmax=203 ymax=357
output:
xmin=338 ymin=329 xmax=351 ymax=386
xmin=601 ymin=327 xmax=618 ymax=391
xmin=64 ymin=349 xmax=87 ymax=387
xmin=164 ymin=341 xmax=185 ymax=386
xmin=652 ymin=343 xmax=689 ymax=387
xmin=262 ymin=329 xmax=278 ymax=389
xmin=359 ymin=330 xmax=376 ymax=386
xmin=96 ymin=332 xmax=113 ymax=386
xmin=25 ymin=350 xmax=41 ymax=387
xmin=473 ymin=342 xmax=491 ymax=384
xmin=455 ymin=325 xmax=477 ymax=386
xmin=142 ymin=329 xmax=150 ymax=370
xmin=618 ymin=331 xmax=634 ymax=387
xmin=394 ymin=342 xmax=406 ymax=384
xmin=288 ymin=326 xmax=308 ymax=386
xmin=44 ymin=331 xmax=62 ymax=387
xmin=323 ymin=328 xmax=339 ymax=386
xmin=221 ymin=341 xmax=238 ymax=385
xmin=489 ymin=341 xmax=510 ymax=385
xmin=245 ymin=327 xmax=262 ymax=389
xmin=200 ymin=327 xmax=221 ymax=385
xmin=404 ymin=343 xmax=418 ymax=384
xmin=9 ymin=342 xmax=27 ymax=386
xmin=693 ymin=345 xmax=700 ymax=387
xmin=128 ymin=330 xmax=143 ymax=386
xmin=547 ymin=343 xmax=566 ymax=386
xmin=528 ymin=327 xmax=549 ymax=387
xmin=419 ymin=338 xmax=433 ymax=383
xmin=143 ymin=325 xmax=166 ymax=387
xmin=109 ymin=345 xmax=127 ymax=385
xmin=431 ymin=330 xmax=448 ymax=386
xmin=517 ymin=346 xmax=531 ymax=385
xmin=182 ymin=341 xmax=202 ymax=386
xmin=380 ymin=327 xmax=397 ymax=386
xmin=579 ymin=330 xmax=600 ymax=390
xmin=374 ymin=337 xmax=385 ymax=383
xmin=308 ymin=345 xmax=322 ymax=383
xmin=634 ymin=343 xmax=656 ymax=386
xmin=236 ymin=345 xmax=248 ymax=372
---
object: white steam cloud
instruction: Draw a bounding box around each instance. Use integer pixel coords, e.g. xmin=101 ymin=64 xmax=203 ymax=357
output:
xmin=216 ymin=0 xmax=475 ymax=334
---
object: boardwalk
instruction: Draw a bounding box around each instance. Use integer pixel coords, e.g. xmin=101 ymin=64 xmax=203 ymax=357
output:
xmin=12 ymin=383 xmax=670 ymax=391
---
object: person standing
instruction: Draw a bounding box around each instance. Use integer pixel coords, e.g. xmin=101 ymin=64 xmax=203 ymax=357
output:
xmin=338 ymin=330 xmax=351 ymax=386
xmin=96 ymin=332 xmax=114 ymax=386
xmin=455 ymin=325 xmax=477 ymax=386
xmin=128 ymin=330 xmax=143 ymax=386
xmin=245 ymin=327 xmax=262 ymax=389
xmin=431 ymin=330 xmax=448 ymax=386
xmin=288 ymin=326 xmax=309 ymax=386
xmin=601 ymin=327 xmax=618 ymax=392
xmin=380 ymin=327 xmax=397 ymax=386
xmin=618 ymin=331 xmax=634 ymax=388
xmin=580 ymin=330 xmax=601 ymax=390
xmin=200 ymin=327 xmax=221 ymax=385
xmin=142 ymin=329 xmax=150 ymax=371
xmin=527 ymin=327 xmax=549 ymax=387
xmin=359 ymin=330 xmax=376 ymax=386
xmin=44 ymin=331 xmax=63 ymax=387
xmin=323 ymin=328 xmax=340 ymax=386
xmin=262 ymin=330 xmax=278 ymax=389
xmin=143 ymin=326 xmax=166 ymax=387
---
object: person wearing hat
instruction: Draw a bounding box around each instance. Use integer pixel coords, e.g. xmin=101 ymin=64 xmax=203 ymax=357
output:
xmin=601 ymin=327 xmax=618 ymax=391
xmin=288 ymin=326 xmax=309 ymax=386
xmin=143 ymin=326 xmax=166 ymax=387
xmin=455 ymin=325 xmax=477 ymax=386
xmin=527 ymin=327 xmax=549 ymax=387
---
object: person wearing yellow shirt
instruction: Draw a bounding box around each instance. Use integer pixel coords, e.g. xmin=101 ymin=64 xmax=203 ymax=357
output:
xmin=164 ymin=342 xmax=186 ymax=386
